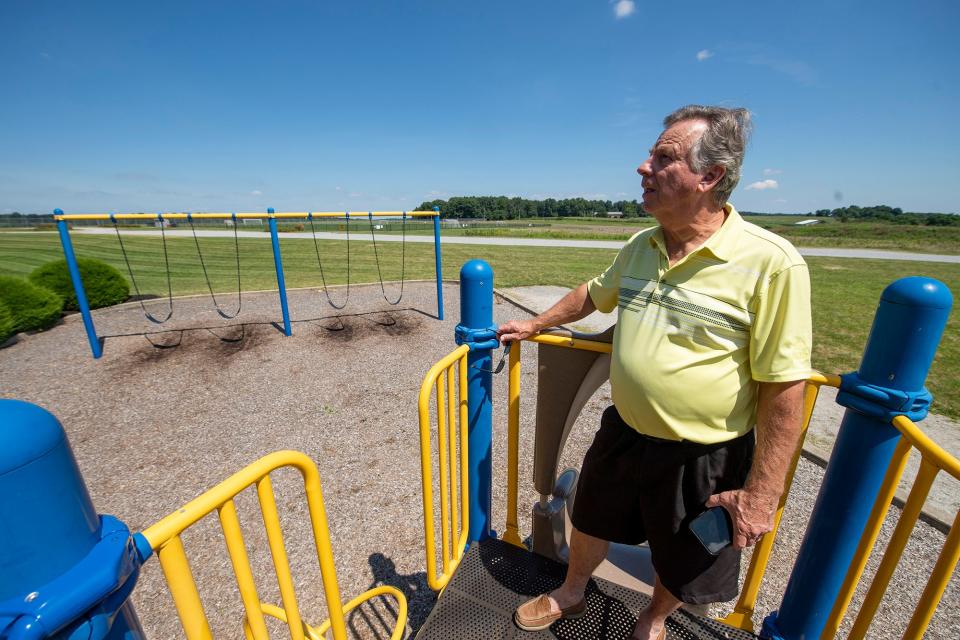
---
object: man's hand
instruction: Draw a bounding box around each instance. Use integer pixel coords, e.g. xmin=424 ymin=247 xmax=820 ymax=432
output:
xmin=707 ymin=380 xmax=805 ymax=550
xmin=705 ymin=489 xmax=778 ymax=549
xmin=497 ymin=319 xmax=540 ymax=344
xmin=495 ymin=283 xmax=597 ymax=345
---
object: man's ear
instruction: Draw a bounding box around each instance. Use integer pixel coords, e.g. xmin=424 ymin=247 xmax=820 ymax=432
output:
xmin=699 ymin=165 xmax=726 ymax=193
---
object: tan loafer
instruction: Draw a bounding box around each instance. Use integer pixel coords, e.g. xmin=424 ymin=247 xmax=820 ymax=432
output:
xmin=514 ymin=594 xmax=587 ymax=631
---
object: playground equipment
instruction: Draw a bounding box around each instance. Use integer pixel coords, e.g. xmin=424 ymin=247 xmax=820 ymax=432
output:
xmin=0 ymin=401 xmax=407 ymax=640
xmin=413 ymin=263 xmax=958 ymax=638
xmin=53 ymin=208 xmax=445 ymax=358
xmin=1 ymin=260 xmax=956 ymax=639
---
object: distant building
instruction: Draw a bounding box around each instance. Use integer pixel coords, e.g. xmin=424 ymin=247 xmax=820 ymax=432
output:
xmin=794 ymin=219 xmax=821 ymax=226
xmin=605 ymin=211 xmax=623 ymax=218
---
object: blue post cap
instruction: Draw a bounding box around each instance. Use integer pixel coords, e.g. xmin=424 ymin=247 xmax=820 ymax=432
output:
xmin=267 ymin=207 xmax=275 ymax=214
xmin=0 ymin=400 xmax=65 ymax=475
xmin=881 ymin=276 xmax=953 ymax=309
xmin=460 ymin=259 xmax=493 ymax=283
xmin=54 ymin=208 xmax=64 ymax=215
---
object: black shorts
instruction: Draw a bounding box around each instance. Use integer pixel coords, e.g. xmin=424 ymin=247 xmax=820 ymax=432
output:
xmin=570 ymin=405 xmax=755 ymax=604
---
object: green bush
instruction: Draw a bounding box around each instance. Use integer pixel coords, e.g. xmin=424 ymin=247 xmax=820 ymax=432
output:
xmin=0 ymin=299 xmax=14 ymax=344
xmin=0 ymin=276 xmax=64 ymax=333
xmin=29 ymin=258 xmax=130 ymax=310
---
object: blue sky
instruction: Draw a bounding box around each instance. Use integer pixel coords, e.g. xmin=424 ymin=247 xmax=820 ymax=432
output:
xmin=2 ymin=0 xmax=958 ymax=215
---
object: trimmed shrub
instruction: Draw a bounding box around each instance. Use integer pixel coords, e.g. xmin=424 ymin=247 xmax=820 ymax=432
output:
xmin=29 ymin=258 xmax=130 ymax=311
xmin=0 ymin=276 xmax=64 ymax=333
xmin=0 ymin=299 xmax=14 ymax=344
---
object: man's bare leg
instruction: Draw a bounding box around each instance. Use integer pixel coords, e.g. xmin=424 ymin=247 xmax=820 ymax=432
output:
xmin=545 ymin=527 xmax=609 ymax=610
xmin=631 ymin=575 xmax=682 ymax=639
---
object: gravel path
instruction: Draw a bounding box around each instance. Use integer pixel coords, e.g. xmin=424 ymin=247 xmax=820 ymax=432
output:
xmin=0 ymin=281 xmax=956 ymax=639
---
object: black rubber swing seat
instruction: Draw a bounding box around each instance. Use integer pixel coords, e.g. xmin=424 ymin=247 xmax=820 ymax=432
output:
xmin=415 ymin=538 xmax=759 ymax=640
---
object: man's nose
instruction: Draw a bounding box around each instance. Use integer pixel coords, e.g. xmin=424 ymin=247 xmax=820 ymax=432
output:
xmin=637 ymin=159 xmax=652 ymax=176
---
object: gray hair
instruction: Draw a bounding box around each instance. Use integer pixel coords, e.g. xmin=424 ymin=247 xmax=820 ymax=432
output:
xmin=663 ymin=105 xmax=752 ymax=206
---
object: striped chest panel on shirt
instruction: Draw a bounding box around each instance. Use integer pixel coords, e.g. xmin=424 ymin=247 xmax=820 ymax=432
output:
xmin=618 ymin=276 xmax=754 ymax=346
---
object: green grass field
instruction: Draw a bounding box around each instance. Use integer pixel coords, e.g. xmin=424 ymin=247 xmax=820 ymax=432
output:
xmin=1 ymin=231 xmax=957 ymax=419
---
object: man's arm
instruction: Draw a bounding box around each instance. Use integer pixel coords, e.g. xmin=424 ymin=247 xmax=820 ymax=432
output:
xmin=706 ymin=379 xmax=805 ymax=549
xmin=497 ymin=282 xmax=597 ymax=343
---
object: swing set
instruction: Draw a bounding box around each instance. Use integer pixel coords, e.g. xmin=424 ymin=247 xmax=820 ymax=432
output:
xmin=52 ymin=207 xmax=444 ymax=358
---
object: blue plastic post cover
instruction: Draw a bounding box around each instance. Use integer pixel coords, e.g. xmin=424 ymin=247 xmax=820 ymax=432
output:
xmin=0 ymin=401 xmax=64 ymax=475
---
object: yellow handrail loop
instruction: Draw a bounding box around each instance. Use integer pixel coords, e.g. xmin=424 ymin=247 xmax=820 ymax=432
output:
xmin=139 ymin=450 xmax=407 ymax=640
xmin=417 ymin=344 xmax=470 ymax=592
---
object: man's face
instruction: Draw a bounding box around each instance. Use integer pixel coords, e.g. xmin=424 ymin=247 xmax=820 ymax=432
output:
xmin=636 ymin=119 xmax=709 ymax=219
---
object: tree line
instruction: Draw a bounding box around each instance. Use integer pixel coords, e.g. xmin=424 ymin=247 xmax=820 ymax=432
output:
xmin=811 ymin=205 xmax=959 ymax=226
xmin=416 ymin=196 xmax=646 ymax=219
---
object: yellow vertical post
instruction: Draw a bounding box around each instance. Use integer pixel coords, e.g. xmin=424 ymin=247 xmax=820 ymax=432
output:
xmin=821 ymin=437 xmax=911 ymax=637
xmin=257 ymin=476 xmax=306 ymax=640
xmin=447 ymin=363 xmax=460 ymax=545
xmin=503 ymin=341 xmax=523 ymax=547
xmin=218 ymin=499 xmax=270 ymax=640
xmin=457 ymin=352 xmax=470 ymax=552
xmin=903 ymin=511 xmax=960 ymax=638
xmin=847 ymin=460 xmax=938 ymax=638
xmin=157 ymin=536 xmax=213 ymax=640
xmin=435 ymin=371 xmax=452 ymax=574
xmin=722 ymin=377 xmax=832 ymax=631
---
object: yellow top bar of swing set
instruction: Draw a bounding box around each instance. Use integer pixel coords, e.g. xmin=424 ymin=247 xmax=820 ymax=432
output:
xmin=53 ymin=211 xmax=438 ymax=221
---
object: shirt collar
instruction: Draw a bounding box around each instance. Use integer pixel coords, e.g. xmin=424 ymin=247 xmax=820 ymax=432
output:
xmin=648 ymin=202 xmax=742 ymax=263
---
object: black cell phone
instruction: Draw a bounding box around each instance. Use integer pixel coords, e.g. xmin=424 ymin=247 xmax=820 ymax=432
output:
xmin=689 ymin=507 xmax=732 ymax=555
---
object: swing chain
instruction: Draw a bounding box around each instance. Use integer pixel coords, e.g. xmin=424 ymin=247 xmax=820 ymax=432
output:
xmin=309 ymin=211 xmax=350 ymax=309
xmin=112 ymin=213 xmax=174 ymax=324
xmin=187 ymin=212 xmax=242 ymax=319
xmin=368 ymin=211 xmax=406 ymax=305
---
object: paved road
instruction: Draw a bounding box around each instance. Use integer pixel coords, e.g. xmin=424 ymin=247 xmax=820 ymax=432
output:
xmin=59 ymin=227 xmax=960 ymax=263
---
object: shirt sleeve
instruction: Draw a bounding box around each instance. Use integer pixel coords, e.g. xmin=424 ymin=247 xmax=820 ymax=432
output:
xmin=750 ymin=263 xmax=813 ymax=382
xmin=587 ymin=248 xmax=625 ymax=313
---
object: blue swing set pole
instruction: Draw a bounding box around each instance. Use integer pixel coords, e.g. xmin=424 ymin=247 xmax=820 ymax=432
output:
xmin=54 ymin=208 xmax=102 ymax=359
xmin=267 ymin=208 xmax=292 ymax=336
xmin=763 ymin=277 xmax=953 ymax=640
xmin=433 ymin=207 xmax=444 ymax=320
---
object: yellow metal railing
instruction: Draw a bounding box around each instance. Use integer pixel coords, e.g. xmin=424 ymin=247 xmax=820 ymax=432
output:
xmin=54 ymin=211 xmax=438 ymax=221
xmin=821 ymin=411 xmax=960 ymax=639
xmin=417 ymin=344 xmax=470 ymax=592
xmin=720 ymin=372 xmax=839 ymax=631
xmin=502 ymin=334 xmax=615 ymax=549
xmin=421 ymin=333 xmax=960 ymax=637
xmin=139 ymin=450 xmax=407 ymax=640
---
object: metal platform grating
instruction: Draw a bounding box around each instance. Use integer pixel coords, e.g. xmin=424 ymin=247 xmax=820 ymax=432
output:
xmin=416 ymin=538 xmax=758 ymax=640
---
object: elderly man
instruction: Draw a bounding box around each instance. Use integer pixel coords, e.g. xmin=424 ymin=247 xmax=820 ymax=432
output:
xmin=497 ymin=105 xmax=811 ymax=640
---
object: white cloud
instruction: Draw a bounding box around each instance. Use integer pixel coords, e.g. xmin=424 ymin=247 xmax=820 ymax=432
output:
xmin=744 ymin=179 xmax=779 ymax=191
xmin=773 ymin=198 xmax=788 ymax=204
xmin=613 ymin=0 xmax=635 ymax=19
xmin=696 ymin=49 xmax=713 ymax=62
xmin=335 ymin=186 xmax=342 ymax=191
xmin=763 ymin=168 xmax=783 ymax=176
xmin=250 ymin=189 xmax=262 ymax=196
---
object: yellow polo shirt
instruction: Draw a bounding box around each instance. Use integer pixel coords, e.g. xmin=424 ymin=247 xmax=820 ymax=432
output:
xmin=588 ymin=204 xmax=812 ymax=444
